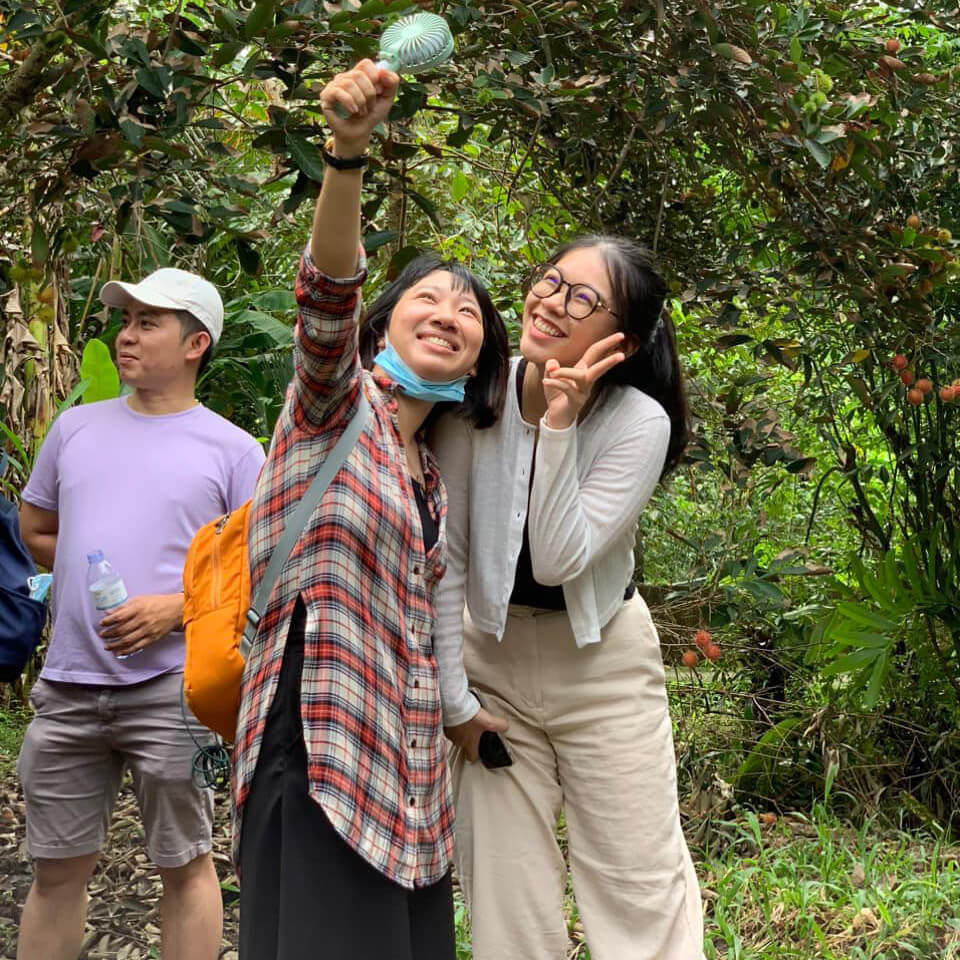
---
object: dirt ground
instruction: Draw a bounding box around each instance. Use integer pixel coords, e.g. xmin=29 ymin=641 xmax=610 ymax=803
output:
xmin=0 ymin=762 xmax=604 ymax=959
xmin=0 ymin=773 xmax=240 ymax=960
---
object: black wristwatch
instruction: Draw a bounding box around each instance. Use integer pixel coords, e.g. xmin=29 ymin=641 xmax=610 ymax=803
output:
xmin=322 ymin=137 xmax=369 ymax=170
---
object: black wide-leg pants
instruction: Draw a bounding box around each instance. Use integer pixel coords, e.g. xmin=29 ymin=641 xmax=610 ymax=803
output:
xmin=239 ymin=599 xmax=456 ymax=960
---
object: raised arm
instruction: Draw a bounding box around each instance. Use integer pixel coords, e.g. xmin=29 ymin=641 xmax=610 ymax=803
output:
xmin=289 ymin=62 xmax=399 ymax=428
xmin=312 ymin=61 xmax=398 ymax=275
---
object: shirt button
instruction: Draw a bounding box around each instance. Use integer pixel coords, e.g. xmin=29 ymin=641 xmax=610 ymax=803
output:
xmin=410 ymin=738 xmax=417 ymax=748
xmin=409 ymin=797 xmax=416 ymax=807
xmin=412 ymin=565 xmax=421 ymax=575
xmin=413 ymin=679 xmax=420 ymax=689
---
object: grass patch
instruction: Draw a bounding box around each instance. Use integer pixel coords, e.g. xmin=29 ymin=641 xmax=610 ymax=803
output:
xmin=700 ymin=807 xmax=960 ymax=959
xmin=3 ymin=689 xmax=959 ymax=958
xmin=452 ymin=805 xmax=960 ymax=958
xmin=0 ymin=699 xmax=28 ymax=774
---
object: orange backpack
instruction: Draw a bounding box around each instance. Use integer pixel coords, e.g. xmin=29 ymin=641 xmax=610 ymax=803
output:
xmin=182 ymin=394 xmax=368 ymax=743
xmin=182 ymin=504 xmax=252 ymax=742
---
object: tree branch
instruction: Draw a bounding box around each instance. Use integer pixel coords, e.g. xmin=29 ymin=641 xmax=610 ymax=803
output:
xmin=0 ymin=33 xmax=70 ymax=132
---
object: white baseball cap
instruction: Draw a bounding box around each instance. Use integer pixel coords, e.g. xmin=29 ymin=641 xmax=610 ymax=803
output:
xmin=99 ymin=268 xmax=224 ymax=346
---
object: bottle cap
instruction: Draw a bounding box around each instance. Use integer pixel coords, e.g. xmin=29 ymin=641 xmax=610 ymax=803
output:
xmin=87 ymin=550 xmax=104 ymax=563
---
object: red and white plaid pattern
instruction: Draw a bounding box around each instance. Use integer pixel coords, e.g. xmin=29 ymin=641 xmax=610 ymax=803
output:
xmin=232 ymin=248 xmax=453 ymax=889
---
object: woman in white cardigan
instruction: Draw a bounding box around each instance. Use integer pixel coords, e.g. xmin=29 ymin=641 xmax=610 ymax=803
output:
xmin=432 ymin=236 xmax=704 ymax=960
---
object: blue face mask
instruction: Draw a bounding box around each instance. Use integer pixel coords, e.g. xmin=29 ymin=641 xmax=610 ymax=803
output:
xmin=373 ymin=335 xmax=470 ymax=404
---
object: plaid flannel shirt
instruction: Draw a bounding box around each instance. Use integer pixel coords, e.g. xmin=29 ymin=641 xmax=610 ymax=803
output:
xmin=232 ymin=247 xmax=453 ymax=889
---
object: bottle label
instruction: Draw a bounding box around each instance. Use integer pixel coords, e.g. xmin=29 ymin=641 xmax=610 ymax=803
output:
xmin=91 ymin=580 xmax=128 ymax=611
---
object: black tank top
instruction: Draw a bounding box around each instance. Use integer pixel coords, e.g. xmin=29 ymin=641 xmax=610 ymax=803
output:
xmin=509 ymin=359 xmax=567 ymax=610
xmin=507 ymin=359 xmax=635 ymax=609
xmin=413 ymin=480 xmax=438 ymax=554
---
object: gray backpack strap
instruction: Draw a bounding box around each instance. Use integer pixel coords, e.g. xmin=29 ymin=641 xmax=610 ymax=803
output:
xmin=241 ymin=392 xmax=369 ymax=656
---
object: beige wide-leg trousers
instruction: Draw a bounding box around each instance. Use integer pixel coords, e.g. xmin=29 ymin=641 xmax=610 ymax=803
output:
xmin=452 ymin=595 xmax=705 ymax=960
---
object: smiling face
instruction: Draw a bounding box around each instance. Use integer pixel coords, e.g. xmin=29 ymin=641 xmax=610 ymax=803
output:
xmin=382 ymin=269 xmax=485 ymax=382
xmin=115 ymin=302 xmax=209 ymax=389
xmin=519 ymin=246 xmax=622 ymax=368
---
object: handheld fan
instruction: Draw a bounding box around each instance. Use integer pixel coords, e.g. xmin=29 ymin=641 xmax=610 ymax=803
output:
xmin=376 ymin=13 xmax=454 ymax=75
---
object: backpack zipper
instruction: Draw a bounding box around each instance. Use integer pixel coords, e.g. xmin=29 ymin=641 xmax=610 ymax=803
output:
xmin=211 ymin=513 xmax=228 ymax=607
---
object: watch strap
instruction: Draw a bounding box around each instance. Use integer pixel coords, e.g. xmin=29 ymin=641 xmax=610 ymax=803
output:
xmin=323 ymin=137 xmax=369 ymax=170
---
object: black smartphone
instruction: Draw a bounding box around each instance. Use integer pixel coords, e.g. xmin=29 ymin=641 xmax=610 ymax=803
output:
xmin=478 ymin=729 xmax=513 ymax=769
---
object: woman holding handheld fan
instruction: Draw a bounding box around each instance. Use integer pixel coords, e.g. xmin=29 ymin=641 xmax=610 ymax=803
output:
xmin=232 ymin=59 xmax=508 ymax=960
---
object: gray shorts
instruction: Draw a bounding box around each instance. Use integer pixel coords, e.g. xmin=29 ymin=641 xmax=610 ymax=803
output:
xmin=17 ymin=672 xmax=215 ymax=868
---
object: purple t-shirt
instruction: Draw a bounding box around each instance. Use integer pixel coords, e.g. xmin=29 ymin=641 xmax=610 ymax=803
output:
xmin=23 ymin=397 xmax=265 ymax=685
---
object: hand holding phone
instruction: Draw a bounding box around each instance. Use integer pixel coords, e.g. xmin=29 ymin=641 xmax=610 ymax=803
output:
xmin=445 ymin=689 xmax=511 ymax=766
xmin=478 ymin=729 xmax=513 ymax=769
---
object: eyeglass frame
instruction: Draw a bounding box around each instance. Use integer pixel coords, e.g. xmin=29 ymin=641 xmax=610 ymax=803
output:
xmin=527 ymin=262 xmax=620 ymax=321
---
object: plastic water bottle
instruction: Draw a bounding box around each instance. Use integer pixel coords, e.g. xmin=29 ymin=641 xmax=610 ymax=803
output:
xmin=87 ymin=550 xmax=136 ymax=659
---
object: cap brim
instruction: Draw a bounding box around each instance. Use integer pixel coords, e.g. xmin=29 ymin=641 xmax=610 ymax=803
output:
xmin=99 ymin=280 xmax=184 ymax=312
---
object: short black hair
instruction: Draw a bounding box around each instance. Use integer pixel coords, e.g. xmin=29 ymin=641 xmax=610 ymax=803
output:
xmin=358 ymin=254 xmax=509 ymax=430
xmin=176 ymin=309 xmax=214 ymax=378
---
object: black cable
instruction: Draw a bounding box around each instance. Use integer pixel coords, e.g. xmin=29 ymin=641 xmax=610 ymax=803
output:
xmin=180 ymin=680 xmax=232 ymax=791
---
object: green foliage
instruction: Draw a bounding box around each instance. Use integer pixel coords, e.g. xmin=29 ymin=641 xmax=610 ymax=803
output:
xmin=0 ymin=702 xmax=29 ymax=774
xmin=735 ymin=717 xmax=804 ymax=794
xmin=198 ymin=290 xmax=298 ymax=440
xmin=702 ymin=810 xmax=960 ymax=958
xmin=2 ymin=0 xmax=960 ymax=824
xmin=78 ymin=338 xmax=120 ymax=404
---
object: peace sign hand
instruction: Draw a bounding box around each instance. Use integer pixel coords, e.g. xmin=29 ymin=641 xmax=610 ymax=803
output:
xmin=542 ymin=332 xmax=627 ymax=430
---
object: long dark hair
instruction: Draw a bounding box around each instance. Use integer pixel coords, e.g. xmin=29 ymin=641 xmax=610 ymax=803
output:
xmin=359 ymin=254 xmax=509 ymax=429
xmin=546 ymin=235 xmax=689 ymax=477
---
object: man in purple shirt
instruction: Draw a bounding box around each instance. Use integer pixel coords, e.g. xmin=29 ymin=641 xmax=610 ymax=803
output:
xmin=17 ymin=267 xmax=264 ymax=960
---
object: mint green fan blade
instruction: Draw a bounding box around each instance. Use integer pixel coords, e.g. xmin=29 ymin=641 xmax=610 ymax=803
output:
xmin=376 ymin=13 xmax=453 ymax=75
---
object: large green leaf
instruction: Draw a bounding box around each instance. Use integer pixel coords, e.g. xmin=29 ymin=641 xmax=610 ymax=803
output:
xmin=234 ymin=310 xmax=294 ymax=346
xmin=734 ymin=717 xmax=803 ymax=789
xmin=833 ymin=602 xmax=899 ymax=634
xmin=79 ymin=339 xmax=120 ymax=404
xmin=244 ymin=0 xmax=277 ymax=39
xmin=821 ymin=647 xmax=882 ymax=677
xmin=285 ymin=133 xmax=326 ymax=182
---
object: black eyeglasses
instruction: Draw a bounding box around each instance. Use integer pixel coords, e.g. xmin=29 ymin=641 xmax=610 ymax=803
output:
xmin=528 ymin=263 xmax=618 ymax=321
